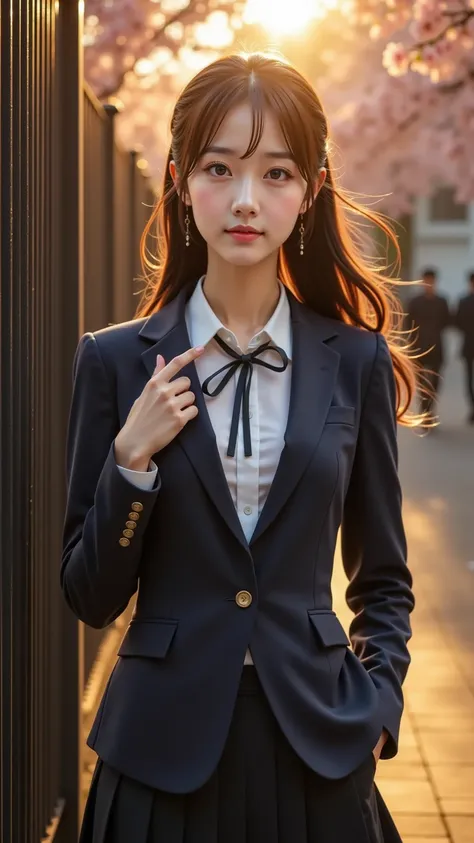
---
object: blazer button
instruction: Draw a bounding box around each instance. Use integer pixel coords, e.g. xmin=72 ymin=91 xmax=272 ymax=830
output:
xmin=125 ymin=520 xmax=137 ymax=530
xmin=128 ymin=512 xmax=140 ymax=521
xmin=131 ymin=502 xmax=144 ymax=512
xmin=119 ymin=537 xmax=130 ymax=547
xmin=235 ymin=590 xmax=252 ymax=608
xmin=123 ymin=529 xmax=135 ymax=539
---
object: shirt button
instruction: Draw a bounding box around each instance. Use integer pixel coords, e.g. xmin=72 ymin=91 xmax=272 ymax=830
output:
xmin=235 ymin=590 xmax=252 ymax=608
xmin=243 ymin=505 xmax=252 ymax=515
xmin=248 ymin=411 xmax=253 ymax=419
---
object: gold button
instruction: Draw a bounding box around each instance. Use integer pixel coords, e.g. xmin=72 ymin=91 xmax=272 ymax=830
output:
xmin=123 ymin=529 xmax=135 ymax=539
xmin=119 ymin=537 xmax=130 ymax=547
xmin=131 ymin=502 xmax=144 ymax=513
xmin=125 ymin=520 xmax=137 ymax=530
xmin=235 ymin=590 xmax=252 ymax=608
xmin=128 ymin=512 xmax=140 ymax=521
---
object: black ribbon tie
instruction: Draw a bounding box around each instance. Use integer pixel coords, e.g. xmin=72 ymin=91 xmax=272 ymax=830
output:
xmin=201 ymin=333 xmax=289 ymax=458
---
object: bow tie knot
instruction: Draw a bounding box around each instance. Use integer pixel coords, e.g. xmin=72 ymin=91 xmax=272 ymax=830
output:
xmin=201 ymin=333 xmax=289 ymax=458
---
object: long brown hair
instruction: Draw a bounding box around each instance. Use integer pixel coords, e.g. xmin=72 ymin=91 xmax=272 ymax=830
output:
xmin=136 ymin=52 xmax=422 ymax=425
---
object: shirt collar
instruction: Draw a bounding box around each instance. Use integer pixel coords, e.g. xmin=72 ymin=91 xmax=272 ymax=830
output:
xmin=185 ymin=275 xmax=292 ymax=359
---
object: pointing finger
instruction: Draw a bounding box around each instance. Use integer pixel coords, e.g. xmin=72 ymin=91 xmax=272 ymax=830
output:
xmin=152 ymin=353 xmax=166 ymax=377
xmin=160 ymin=346 xmax=205 ymax=381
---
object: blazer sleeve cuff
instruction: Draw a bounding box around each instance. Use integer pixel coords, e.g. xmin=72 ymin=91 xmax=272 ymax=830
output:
xmin=376 ymin=687 xmax=404 ymax=759
xmin=116 ymin=459 xmax=158 ymax=491
xmin=94 ymin=442 xmax=161 ymax=549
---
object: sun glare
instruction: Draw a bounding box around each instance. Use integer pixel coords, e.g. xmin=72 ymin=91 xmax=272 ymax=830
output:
xmin=243 ymin=0 xmax=333 ymax=36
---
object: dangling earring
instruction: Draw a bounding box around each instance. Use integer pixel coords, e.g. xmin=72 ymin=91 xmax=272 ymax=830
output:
xmin=299 ymin=213 xmax=305 ymax=256
xmin=184 ymin=206 xmax=190 ymax=247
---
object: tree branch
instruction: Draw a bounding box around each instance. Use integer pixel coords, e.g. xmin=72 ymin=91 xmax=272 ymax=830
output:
xmin=408 ymin=8 xmax=473 ymax=58
xmin=96 ymin=0 xmax=239 ymax=100
xmin=96 ymin=0 xmax=200 ymax=99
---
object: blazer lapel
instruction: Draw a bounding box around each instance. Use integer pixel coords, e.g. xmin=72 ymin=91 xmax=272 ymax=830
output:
xmin=250 ymin=297 xmax=340 ymax=546
xmin=139 ymin=287 xmax=251 ymax=554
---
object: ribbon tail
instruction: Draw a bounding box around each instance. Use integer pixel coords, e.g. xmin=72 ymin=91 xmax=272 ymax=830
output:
xmin=242 ymin=366 xmax=253 ymax=457
xmin=227 ymin=366 xmax=247 ymax=457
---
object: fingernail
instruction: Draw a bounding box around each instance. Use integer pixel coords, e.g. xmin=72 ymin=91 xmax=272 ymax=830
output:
xmin=195 ymin=346 xmax=205 ymax=353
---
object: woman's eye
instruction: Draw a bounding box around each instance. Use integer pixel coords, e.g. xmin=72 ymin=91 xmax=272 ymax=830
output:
xmin=265 ymin=168 xmax=292 ymax=181
xmin=207 ymin=163 xmax=229 ymax=177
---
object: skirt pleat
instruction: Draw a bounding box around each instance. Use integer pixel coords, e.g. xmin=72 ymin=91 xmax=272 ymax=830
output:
xmin=81 ymin=666 xmax=402 ymax=843
xmin=81 ymin=762 xmax=120 ymax=843
xmin=244 ymin=678 xmax=279 ymax=843
xmin=214 ymin=685 xmax=246 ymax=843
xmin=110 ymin=768 xmax=155 ymax=843
xmin=276 ymin=717 xmax=308 ymax=841
xmin=148 ymin=787 xmax=185 ymax=843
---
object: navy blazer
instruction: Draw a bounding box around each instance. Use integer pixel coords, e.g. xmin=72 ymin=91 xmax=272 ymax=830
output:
xmin=61 ymin=282 xmax=414 ymax=792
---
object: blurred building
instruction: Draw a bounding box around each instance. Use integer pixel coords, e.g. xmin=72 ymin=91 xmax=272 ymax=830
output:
xmin=410 ymin=187 xmax=474 ymax=303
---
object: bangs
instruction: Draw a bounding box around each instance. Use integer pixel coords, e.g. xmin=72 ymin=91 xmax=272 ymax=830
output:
xmin=179 ymin=70 xmax=320 ymax=205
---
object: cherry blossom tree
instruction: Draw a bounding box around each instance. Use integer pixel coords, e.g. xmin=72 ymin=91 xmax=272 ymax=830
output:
xmin=84 ymin=0 xmax=246 ymax=99
xmin=352 ymin=0 xmax=474 ymax=83
xmin=83 ymin=1 xmax=474 ymax=213
xmin=325 ymin=1 xmax=474 ymax=212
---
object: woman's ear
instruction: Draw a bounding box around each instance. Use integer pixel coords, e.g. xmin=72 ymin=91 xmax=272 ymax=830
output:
xmin=300 ymin=167 xmax=327 ymax=214
xmin=169 ymin=159 xmax=192 ymax=206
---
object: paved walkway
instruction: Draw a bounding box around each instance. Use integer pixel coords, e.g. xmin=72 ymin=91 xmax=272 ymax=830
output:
xmin=334 ymin=336 xmax=474 ymax=843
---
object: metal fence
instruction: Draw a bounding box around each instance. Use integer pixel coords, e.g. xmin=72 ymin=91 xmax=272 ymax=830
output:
xmin=0 ymin=2 xmax=156 ymax=841
xmin=83 ymin=91 xmax=156 ymax=334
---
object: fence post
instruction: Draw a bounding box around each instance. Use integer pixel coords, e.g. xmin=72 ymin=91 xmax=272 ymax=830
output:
xmin=1 ymin=0 xmax=85 ymax=840
xmin=103 ymin=104 xmax=120 ymax=324
xmin=56 ymin=0 xmax=84 ymax=839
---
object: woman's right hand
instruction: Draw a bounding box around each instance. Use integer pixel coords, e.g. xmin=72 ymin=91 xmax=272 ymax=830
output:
xmin=114 ymin=345 xmax=205 ymax=471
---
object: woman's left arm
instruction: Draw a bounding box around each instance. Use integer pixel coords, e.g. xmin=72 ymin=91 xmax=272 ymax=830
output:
xmin=341 ymin=333 xmax=415 ymax=760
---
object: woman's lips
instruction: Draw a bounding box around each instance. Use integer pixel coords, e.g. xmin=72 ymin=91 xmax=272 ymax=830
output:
xmin=226 ymin=230 xmax=263 ymax=243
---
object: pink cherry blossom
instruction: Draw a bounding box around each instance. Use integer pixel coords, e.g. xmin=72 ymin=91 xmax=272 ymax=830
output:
xmin=84 ymin=1 xmax=474 ymax=207
xmin=383 ymin=41 xmax=410 ymax=75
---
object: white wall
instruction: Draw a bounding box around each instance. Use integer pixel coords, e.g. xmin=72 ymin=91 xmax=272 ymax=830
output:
xmin=411 ymin=195 xmax=474 ymax=304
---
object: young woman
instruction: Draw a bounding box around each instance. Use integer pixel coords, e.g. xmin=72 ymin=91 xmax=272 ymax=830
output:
xmin=62 ymin=52 xmax=417 ymax=843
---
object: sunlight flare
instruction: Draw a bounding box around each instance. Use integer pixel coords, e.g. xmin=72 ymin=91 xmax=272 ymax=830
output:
xmin=243 ymin=0 xmax=337 ymax=36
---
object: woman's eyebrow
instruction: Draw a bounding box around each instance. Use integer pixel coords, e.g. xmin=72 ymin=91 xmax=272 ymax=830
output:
xmin=202 ymin=145 xmax=295 ymax=161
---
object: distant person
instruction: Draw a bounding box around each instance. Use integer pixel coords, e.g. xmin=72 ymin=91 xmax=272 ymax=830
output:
xmin=455 ymin=271 xmax=474 ymax=423
xmin=407 ymin=268 xmax=451 ymax=419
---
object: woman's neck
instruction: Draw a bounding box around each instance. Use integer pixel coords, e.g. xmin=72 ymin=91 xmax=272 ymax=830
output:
xmin=202 ymin=255 xmax=281 ymax=348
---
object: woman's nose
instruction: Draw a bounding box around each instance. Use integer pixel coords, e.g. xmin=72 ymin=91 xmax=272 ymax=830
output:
xmin=231 ymin=177 xmax=259 ymax=217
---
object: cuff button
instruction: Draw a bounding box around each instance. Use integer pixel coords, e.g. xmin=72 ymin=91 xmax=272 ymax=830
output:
xmin=131 ymin=502 xmax=144 ymax=512
xmin=119 ymin=537 xmax=130 ymax=547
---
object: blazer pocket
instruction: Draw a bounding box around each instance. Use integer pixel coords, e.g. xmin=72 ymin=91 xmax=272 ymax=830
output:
xmin=117 ymin=618 xmax=178 ymax=659
xmin=308 ymin=610 xmax=350 ymax=648
xmin=325 ymin=405 xmax=356 ymax=426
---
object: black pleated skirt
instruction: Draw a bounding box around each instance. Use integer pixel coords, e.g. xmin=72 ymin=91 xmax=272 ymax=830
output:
xmin=80 ymin=666 xmax=402 ymax=843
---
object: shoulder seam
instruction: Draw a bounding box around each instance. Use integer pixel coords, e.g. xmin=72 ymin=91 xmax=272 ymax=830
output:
xmin=359 ymin=331 xmax=380 ymax=419
xmin=86 ymin=333 xmax=116 ymax=409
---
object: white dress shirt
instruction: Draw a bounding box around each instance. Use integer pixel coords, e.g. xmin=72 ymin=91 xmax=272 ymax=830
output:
xmin=117 ymin=276 xmax=293 ymax=665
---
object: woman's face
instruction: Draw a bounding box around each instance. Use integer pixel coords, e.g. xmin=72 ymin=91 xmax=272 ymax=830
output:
xmin=171 ymin=102 xmax=325 ymax=268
